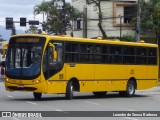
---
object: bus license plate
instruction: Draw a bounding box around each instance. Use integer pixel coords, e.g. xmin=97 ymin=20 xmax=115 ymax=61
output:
xmin=17 ymin=84 xmax=24 ymax=88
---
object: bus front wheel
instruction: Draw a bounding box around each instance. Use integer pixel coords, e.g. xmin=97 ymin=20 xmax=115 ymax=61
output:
xmin=33 ymin=92 xmax=42 ymax=100
xmin=66 ymin=81 xmax=74 ymax=100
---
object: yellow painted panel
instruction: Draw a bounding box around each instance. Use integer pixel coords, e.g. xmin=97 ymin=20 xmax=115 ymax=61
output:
xmin=66 ymin=64 xmax=94 ymax=81
xmin=95 ymin=64 xmax=126 ymax=80
xmin=146 ymin=66 xmax=158 ymax=79
xmin=47 ymin=82 xmax=67 ymax=94
xmin=127 ymin=65 xmax=147 ymax=79
xmin=92 ymin=81 xmax=106 ymax=91
xmin=80 ymin=81 xmax=92 ymax=92
xmin=137 ymin=80 xmax=158 ymax=90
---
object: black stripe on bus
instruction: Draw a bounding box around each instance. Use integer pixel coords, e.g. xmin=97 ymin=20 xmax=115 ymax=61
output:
xmin=48 ymin=79 xmax=157 ymax=82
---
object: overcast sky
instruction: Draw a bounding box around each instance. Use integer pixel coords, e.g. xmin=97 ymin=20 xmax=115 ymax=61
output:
xmin=0 ymin=0 xmax=71 ymax=30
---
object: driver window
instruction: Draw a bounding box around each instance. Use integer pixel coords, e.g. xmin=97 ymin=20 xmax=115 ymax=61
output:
xmin=48 ymin=46 xmax=54 ymax=67
xmin=43 ymin=42 xmax=63 ymax=80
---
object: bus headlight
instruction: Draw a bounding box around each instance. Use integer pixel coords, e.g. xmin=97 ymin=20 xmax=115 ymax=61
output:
xmin=32 ymin=80 xmax=40 ymax=84
xmin=6 ymin=78 xmax=9 ymax=82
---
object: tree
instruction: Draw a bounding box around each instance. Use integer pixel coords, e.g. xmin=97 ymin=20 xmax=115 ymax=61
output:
xmin=140 ymin=0 xmax=160 ymax=33
xmin=86 ymin=0 xmax=107 ymax=39
xmin=0 ymin=39 xmax=6 ymax=42
xmin=27 ymin=25 xmax=39 ymax=34
xmin=34 ymin=0 xmax=81 ymax=34
xmin=34 ymin=1 xmax=49 ymax=16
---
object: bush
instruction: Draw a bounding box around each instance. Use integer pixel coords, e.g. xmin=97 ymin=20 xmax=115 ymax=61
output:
xmin=108 ymin=35 xmax=135 ymax=42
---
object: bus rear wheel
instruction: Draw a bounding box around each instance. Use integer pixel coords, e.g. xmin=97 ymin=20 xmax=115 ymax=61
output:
xmin=93 ymin=92 xmax=107 ymax=97
xmin=66 ymin=81 xmax=74 ymax=100
xmin=33 ymin=92 xmax=42 ymax=100
xmin=126 ymin=80 xmax=135 ymax=97
xmin=119 ymin=80 xmax=135 ymax=97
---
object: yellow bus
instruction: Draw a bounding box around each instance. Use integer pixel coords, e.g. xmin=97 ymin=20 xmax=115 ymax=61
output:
xmin=3 ymin=34 xmax=159 ymax=100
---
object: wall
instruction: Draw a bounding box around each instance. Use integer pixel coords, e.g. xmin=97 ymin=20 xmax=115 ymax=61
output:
xmin=70 ymin=0 xmax=137 ymax=38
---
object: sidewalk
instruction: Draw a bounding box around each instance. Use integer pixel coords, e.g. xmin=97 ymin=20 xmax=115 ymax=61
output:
xmin=0 ymin=77 xmax=4 ymax=82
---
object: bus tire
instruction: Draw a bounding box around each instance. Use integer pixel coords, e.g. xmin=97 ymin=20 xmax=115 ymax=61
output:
xmin=125 ymin=80 xmax=136 ymax=97
xmin=93 ymin=92 xmax=107 ymax=97
xmin=66 ymin=81 xmax=74 ymax=100
xmin=33 ymin=92 xmax=42 ymax=100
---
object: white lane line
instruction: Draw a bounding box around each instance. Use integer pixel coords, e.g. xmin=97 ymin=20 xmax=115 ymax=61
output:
xmin=7 ymin=95 xmax=15 ymax=98
xmin=55 ymin=109 xmax=68 ymax=114
xmin=56 ymin=109 xmax=63 ymax=111
xmin=26 ymin=101 xmax=37 ymax=105
xmin=137 ymin=92 xmax=159 ymax=95
xmin=86 ymin=101 xmax=100 ymax=105
xmin=128 ymin=109 xmax=135 ymax=111
xmin=12 ymin=117 xmax=20 ymax=120
xmin=123 ymin=109 xmax=139 ymax=120
xmin=124 ymin=117 xmax=140 ymax=120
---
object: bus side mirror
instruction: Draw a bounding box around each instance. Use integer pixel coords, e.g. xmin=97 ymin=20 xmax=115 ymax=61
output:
xmin=2 ymin=43 xmax=9 ymax=58
xmin=49 ymin=43 xmax=57 ymax=60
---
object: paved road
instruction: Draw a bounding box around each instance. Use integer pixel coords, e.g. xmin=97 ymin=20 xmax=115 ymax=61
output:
xmin=0 ymin=80 xmax=160 ymax=120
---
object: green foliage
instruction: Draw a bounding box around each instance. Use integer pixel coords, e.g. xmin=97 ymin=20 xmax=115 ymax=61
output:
xmin=27 ymin=25 xmax=39 ymax=34
xmin=108 ymin=35 xmax=135 ymax=42
xmin=34 ymin=2 xmax=49 ymax=15
xmin=0 ymin=39 xmax=6 ymax=42
xmin=140 ymin=0 xmax=160 ymax=32
xmin=122 ymin=35 xmax=135 ymax=42
xmin=69 ymin=7 xmax=82 ymax=21
xmin=34 ymin=0 xmax=82 ymax=34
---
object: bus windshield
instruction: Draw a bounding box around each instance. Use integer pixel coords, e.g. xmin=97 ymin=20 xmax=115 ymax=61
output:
xmin=6 ymin=37 xmax=46 ymax=79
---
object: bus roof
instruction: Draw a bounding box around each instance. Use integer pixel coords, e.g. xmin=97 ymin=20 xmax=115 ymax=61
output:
xmin=11 ymin=34 xmax=158 ymax=48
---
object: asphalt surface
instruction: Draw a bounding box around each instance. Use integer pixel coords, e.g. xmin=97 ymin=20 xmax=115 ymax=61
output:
xmin=0 ymin=79 xmax=160 ymax=120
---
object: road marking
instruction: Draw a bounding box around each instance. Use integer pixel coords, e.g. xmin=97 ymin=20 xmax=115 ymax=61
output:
xmin=26 ymin=101 xmax=37 ymax=105
xmin=55 ymin=109 xmax=68 ymax=114
xmin=128 ymin=109 xmax=135 ymax=111
xmin=56 ymin=109 xmax=63 ymax=111
xmin=137 ymin=92 xmax=159 ymax=95
xmin=7 ymin=95 xmax=15 ymax=98
xmin=86 ymin=101 xmax=100 ymax=105
xmin=124 ymin=117 xmax=139 ymax=120
xmin=123 ymin=110 xmax=139 ymax=120
xmin=12 ymin=117 xmax=20 ymax=120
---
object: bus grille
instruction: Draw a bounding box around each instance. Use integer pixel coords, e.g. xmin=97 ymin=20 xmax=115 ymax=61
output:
xmin=7 ymin=86 xmax=37 ymax=91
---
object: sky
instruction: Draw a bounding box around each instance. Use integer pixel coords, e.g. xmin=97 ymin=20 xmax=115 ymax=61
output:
xmin=0 ymin=0 xmax=71 ymax=39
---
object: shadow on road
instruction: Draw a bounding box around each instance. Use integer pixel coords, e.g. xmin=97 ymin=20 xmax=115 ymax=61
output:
xmin=7 ymin=93 xmax=149 ymax=102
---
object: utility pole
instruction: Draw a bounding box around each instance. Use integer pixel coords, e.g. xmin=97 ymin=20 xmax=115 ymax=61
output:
xmin=136 ymin=0 xmax=141 ymax=42
xmin=11 ymin=23 xmax=16 ymax=35
xmin=83 ymin=5 xmax=87 ymax=38
xmin=119 ymin=15 xmax=122 ymax=40
xmin=62 ymin=0 xmax=66 ymax=34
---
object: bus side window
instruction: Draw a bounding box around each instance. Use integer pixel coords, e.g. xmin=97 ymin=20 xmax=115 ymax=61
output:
xmin=95 ymin=45 xmax=102 ymax=63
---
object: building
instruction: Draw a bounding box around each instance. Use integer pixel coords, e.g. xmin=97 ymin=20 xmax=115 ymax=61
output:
xmin=70 ymin=0 xmax=138 ymax=38
xmin=0 ymin=41 xmax=8 ymax=63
